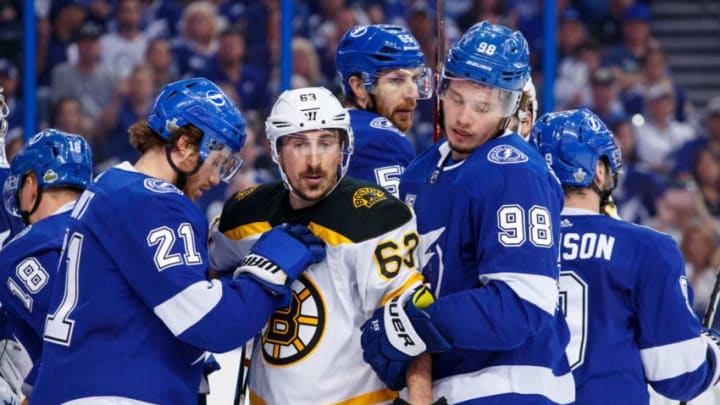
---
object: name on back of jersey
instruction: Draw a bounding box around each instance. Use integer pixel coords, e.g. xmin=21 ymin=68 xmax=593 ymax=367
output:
xmin=561 ymin=232 xmax=615 ymax=261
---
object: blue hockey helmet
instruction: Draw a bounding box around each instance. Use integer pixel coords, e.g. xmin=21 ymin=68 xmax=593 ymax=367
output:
xmin=336 ymin=25 xmax=432 ymax=99
xmin=530 ymin=108 xmax=623 ymax=187
xmin=147 ymin=78 xmax=247 ymax=182
xmin=4 ymin=128 xmax=93 ymax=217
xmin=442 ymin=21 xmax=530 ymax=117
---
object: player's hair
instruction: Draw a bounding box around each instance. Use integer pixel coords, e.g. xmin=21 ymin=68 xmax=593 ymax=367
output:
xmin=129 ymin=118 xmax=203 ymax=154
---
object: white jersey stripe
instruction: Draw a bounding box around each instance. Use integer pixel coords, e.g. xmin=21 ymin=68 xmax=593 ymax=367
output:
xmin=154 ymin=279 xmax=223 ymax=336
xmin=480 ymin=272 xmax=558 ymax=315
xmin=433 ymin=365 xmax=575 ymax=404
xmin=641 ymin=336 xmax=708 ymax=381
xmin=64 ymin=397 xmax=157 ymax=404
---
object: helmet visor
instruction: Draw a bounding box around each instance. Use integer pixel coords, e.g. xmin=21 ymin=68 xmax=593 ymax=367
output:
xmin=373 ymin=67 xmax=434 ymax=100
xmin=3 ymin=173 xmax=21 ymax=217
xmin=440 ymin=74 xmax=521 ymax=118
xmin=207 ymin=144 xmax=245 ymax=183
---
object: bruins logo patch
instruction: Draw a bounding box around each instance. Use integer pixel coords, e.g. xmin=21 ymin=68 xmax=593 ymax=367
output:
xmin=261 ymin=275 xmax=326 ymax=366
xmin=234 ymin=186 xmax=259 ymax=201
xmin=353 ymin=187 xmax=387 ymax=208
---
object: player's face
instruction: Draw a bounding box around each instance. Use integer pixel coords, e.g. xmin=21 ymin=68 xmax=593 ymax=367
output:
xmin=183 ymin=149 xmax=224 ymax=201
xmin=441 ymin=79 xmax=506 ymax=160
xmin=372 ymin=68 xmax=424 ymax=133
xmin=278 ymin=130 xmax=342 ymax=208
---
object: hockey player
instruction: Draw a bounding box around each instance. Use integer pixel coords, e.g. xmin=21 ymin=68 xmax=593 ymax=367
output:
xmin=360 ymin=21 xmax=575 ymax=404
xmin=509 ymin=78 xmax=538 ymax=140
xmin=335 ymin=25 xmax=432 ymax=197
xmin=531 ymin=108 xmax=720 ymax=403
xmin=0 ymin=129 xmax=91 ymax=403
xmin=211 ymin=86 xmax=427 ymax=404
xmin=0 ymin=89 xmax=23 ymax=246
xmin=31 ymin=78 xmax=325 ymax=404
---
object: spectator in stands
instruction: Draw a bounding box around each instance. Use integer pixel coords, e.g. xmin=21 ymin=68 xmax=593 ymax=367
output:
xmin=635 ymin=82 xmax=695 ymax=176
xmin=0 ymin=0 xmax=21 ymax=62
xmin=145 ymin=37 xmax=178 ymax=89
xmin=612 ymin=119 xmax=664 ymax=224
xmin=50 ymin=20 xmax=115 ymax=121
xmin=0 ymin=59 xmax=21 ymax=131
xmin=557 ymin=7 xmax=587 ymax=61
xmin=681 ymin=220 xmax=720 ymax=321
xmin=51 ymin=97 xmax=93 ymax=140
xmin=672 ymin=96 xmax=720 ymax=181
xmin=554 ymin=38 xmax=602 ymax=111
xmin=407 ymin=1 xmax=437 ymax=70
xmin=291 ymin=37 xmax=324 ymax=88
xmin=171 ymin=1 xmax=221 ymax=77
xmin=692 ymin=149 xmax=720 ymax=217
xmin=602 ymin=3 xmax=658 ymax=93
xmin=140 ymin=0 xmax=182 ymax=39
xmin=37 ymin=0 xmax=88 ymax=89
xmin=590 ymin=0 xmax=632 ymax=46
xmin=622 ymin=46 xmax=690 ymax=122
xmin=201 ymin=29 xmax=269 ymax=114
xmin=93 ymin=64 xmax=156 ymax=171
xmin=583 ymin=67 xmax=627 ymax=125
xmin=100 ymin=0 xmax=148 ymax=80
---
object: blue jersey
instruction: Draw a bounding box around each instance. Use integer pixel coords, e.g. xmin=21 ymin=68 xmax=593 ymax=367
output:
xmin=560 ymin=208 xmax=718 ymax=403
xmin=32 ymin=162 xmax=280 ymax=405
xmin=0 ymin=168 xmax=25 ymax=247
xmin=400 ymin=134 xmax=574 ymax=404
xmin=0 ymin=203 xmax=73 ymax=392
xmin=346 ymin=109 xmax=415 ymax=198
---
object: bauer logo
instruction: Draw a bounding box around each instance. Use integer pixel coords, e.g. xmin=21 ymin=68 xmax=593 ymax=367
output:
xmin=487 ymin=145 xmax=528 ymax=164
xmin=144 ymin=178 xmax=182 ymax=195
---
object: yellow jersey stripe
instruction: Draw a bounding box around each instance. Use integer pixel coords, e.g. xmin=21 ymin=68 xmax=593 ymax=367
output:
xmin=308 ymin=221 xmax=352 ymax=246
xmin=224 ymin=221 xmax=272 ymax=241
xmin=380 ymin=272 xmax=424 ymax=307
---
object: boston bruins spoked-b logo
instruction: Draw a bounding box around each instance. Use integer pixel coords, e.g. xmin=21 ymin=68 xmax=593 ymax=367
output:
xmin=261 ymin=275 xmax=326 ymax=366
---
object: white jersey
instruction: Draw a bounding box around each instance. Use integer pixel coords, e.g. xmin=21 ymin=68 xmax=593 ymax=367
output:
xmin=211 ymin=178 xmax=424 ymax=405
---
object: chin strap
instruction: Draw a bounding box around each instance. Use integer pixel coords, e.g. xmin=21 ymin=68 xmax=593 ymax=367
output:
xmin=18 ymin=183 xmax=42 ymax=226
xmin=165 ymin=143 xmax=203 ymax=191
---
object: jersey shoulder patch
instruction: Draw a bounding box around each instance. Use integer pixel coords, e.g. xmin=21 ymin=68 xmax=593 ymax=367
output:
xmin=369 ymin=117 xmax=405 ymax=136
xmin=486 ymin=144 xmax=528 ymax=165
xmin=143 ymin=178 xmax=183 ymax=195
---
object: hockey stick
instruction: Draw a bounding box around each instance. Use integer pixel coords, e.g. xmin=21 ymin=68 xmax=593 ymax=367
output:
xmin=679 ymin=268 xmax=720 ymax=405
xmin=432 ymin=0 xmax=446 ymax=143
xmin=233 ymin=338 xmax=254 ymax=405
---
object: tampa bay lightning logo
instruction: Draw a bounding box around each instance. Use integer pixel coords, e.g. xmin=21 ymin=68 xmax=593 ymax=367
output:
xmin=350 ymin=26 xmax=367 ymax=37
xmin=143 ymin=178 xmax=182 ymax=195
xmin=369 ymin=117 xmax=404 ymax=136
xmin=487 ymin=145 xmax=528 ymax=165
xmin=205 ymin=90 xmax=226 ymax=107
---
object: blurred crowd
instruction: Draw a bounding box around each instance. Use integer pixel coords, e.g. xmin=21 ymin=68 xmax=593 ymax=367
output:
xmin=1 ymin=0 xmax=720 ymax=315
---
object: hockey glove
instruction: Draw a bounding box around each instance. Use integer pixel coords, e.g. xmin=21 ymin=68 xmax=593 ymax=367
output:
xmin=361 ymin=286 xmax=451 ymax=391
xmin=234 ymin=223 xmax=325 ymax=307
xmin=391 ymin=397 xmax=448 ymax=405
xmin=0 ymin=377 xmax=18 ymax=405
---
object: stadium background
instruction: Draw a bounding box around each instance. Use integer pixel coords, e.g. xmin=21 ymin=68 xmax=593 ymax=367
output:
xmin=2 ymin=0 xmax=720 ymax=403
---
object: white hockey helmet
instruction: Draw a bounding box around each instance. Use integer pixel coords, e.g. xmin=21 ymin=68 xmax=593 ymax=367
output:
xmin=265 ymin=86 xmax=354 ymax=191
